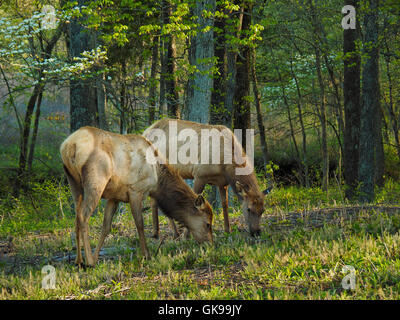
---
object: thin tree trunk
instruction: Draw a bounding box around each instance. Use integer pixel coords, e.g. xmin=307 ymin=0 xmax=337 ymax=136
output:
xmin=13 ymin=83 xmax=43 ymax=196
xmin=383 ymin=40 xmax=400 ymax=161
xmin=251 ymin=48 xmax=269 ymax=170
xmin=315 ymin=47 xmax=329 ymax=192
xmin=290 ymin=58 xmax=309 ymax=187
xmin=163 ymin=0 xmax=180 ymax=118
xmin=27 ymin=88 xmax=44 ymax=173
xmin=149 ymin=37 xmax=159 ymax=124
xmin=210 ymin=3 xmax=227 ymax=125
xmin=224 ymin=4 xmax=243 ymax=128
xmin=375 ymin=91 xmax=384 ymax=187
xmin=233 ymin=2 xmax=251 ymax=149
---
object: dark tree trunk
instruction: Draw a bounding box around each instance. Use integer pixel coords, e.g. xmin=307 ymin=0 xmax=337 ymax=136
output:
xmin=224 ymin=4 xmax=243 ymax=128
xmin=251 ymin=48 xmax=269 ymax=170
xmin=233 ymin=2 xmax=251 ymax=149
xmin=358 ymin=0 xmax=379 ymax=203
xmin=343 ymin=0 xmax=361 ymax=199
xmin=68 ymin=0 xmax=99 ymax=132
xmin=163 ymin=0 xmax=180 ymax=119
xmin=375 ymin=95 xmax=385 ymax=187
xmin=27 ymin=88 xmax=43 ymax=173
xmin=149 ymin=37 xmax=159 ymax=124
xmin=210 ymin=3 xmax=227 ymax=125
xmin=13 ymin=83 xmax=43 ymax=196
xmin=290 ymin=58 xmax=309 ymax=187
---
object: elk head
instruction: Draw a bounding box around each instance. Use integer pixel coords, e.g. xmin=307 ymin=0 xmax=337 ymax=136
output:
xmin=187 ymin=195 xmax=213 ymax=243
xmin=235 ymin=181 xmax=267 ymax=237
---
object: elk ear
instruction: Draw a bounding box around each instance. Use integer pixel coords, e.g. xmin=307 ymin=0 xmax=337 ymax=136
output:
xmin=195 ymin=195 xmax=206 ymax=208
xmin=263 ymin=187 xmax=273 ymax=195
xmin=235 ymin=181 xmax=247 ymax=197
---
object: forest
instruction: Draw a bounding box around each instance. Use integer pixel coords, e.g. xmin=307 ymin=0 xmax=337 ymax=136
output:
xmin=1 ymin=0 xmax=400 ymax=300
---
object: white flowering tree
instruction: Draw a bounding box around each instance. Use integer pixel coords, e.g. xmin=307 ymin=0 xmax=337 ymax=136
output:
xmin=0 ymin=3 xmax=107 ymax=196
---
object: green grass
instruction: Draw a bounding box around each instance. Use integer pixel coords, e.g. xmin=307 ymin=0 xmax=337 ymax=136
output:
xmin=1 ymin=180 xmax=400 ymax=300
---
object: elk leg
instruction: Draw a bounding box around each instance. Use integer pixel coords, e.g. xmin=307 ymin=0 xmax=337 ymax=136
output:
xmin=168 ymin=218 xmax=180 ymax=239
xmin=63 ymin=167 xmax=84 ymax=265
xmin=94 ymin=199 xmax=118 ymax=262
xmin=78 ymin=189 xmax=104 ymax=267
xmin=75 ymin=212 xmax=83 ymax=265
xmin=129 ymin=192 xmax=150 ymax=259
xmin=219 ymin=185 xmax=230 ymax=233
xmin=151 ymin=198 xmax=159 ymax=239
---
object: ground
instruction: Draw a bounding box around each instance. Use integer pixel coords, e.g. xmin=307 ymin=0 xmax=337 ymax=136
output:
xmin=1 ymin=186 xmax=400 ymax=300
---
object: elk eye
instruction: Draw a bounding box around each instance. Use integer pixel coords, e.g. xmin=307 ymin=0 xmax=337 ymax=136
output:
xmin=247 ymin=208 xmax=251 ymax=213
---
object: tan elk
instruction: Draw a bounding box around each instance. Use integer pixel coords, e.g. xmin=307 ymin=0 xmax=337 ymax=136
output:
xmin=60 ymin=126 xmax=213 ymax=266
xmin=143 ymin=118 xmax=270 ymax=238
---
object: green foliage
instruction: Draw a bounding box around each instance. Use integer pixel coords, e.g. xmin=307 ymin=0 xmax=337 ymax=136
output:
xmin=0 ymin=180 xmax=74 ymax=237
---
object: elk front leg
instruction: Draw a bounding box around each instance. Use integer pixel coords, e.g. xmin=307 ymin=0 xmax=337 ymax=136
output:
xmin=151 ymin=198 xmax=159 ymax=239
xmin=94 ymin=199 xmax=118 ymax=263
xmin=219 ymin=185 xmax=230 ymax=233
xmin=168 ymin=218 xmax=180 ymax=239
xmin=129 ymin=192 xmax=150 ymax=259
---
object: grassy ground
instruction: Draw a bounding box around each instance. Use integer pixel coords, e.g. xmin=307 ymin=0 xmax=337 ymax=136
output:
xmin=1 ymin=181 xmax=400 ymax=300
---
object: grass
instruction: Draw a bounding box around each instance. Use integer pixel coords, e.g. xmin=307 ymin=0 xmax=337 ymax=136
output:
xmin=1 ymin=180 xmax=400 ymax=299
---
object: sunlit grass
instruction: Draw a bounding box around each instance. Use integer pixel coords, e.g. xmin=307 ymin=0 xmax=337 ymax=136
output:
xmin=1 ymin=180 xmax=400 ymax=299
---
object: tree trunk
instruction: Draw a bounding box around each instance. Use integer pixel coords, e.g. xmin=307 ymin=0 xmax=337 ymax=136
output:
xmin=210 ymin=3 xmax=227 ymax=126
xmin=233 ymin=2 xmax=251 ymax=149
xmin=163 ymin=0 xmax=180 ymax=119
xmin=27 ymin=88 xmax=44 ymax=173
xmin=148 ymin=37 xmax=159 ymax=124
xmin=309 ymin=0 xmax=328 ymax=191
xmin=68 ymin=1 xmax=99 ymax=132
xmin=315 ymin=47 xmax=329 ymax=192
xmin=224 ymin=4 xmax=243 ymax=128
xmin=251 ymin=48 xmax=269 ymax=170
xmin=343 ymin=0 xmax=361 ymax=199
xmin=374 ymin=93 xmax=385 ymax=187
xmin=186 ymin=0 xmax=215 ymax=123
xmin=358 ymin=0 xmax=379 ymax=203
xmin=290 ymin=58 xmax=309 ymax=187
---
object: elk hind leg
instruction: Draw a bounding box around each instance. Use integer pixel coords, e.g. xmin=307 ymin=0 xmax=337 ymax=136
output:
xmin=94 ymin=199 xmax=118 ymax=262
xmin=63 ymin=166 xmax=84 ymax=265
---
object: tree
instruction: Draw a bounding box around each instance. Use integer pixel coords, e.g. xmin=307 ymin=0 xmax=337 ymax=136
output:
xmin=233 ymin=1 xmax=252 ymax=150
xmin=358 ymin=0 xmax=380 ymax=203
xmin=68 ymin=0 xmax=102 ymax=132
xmin=343 ymin=0 xmax=361 ymax=199
xmin=185 ymin=0 xmax=215 ymax=123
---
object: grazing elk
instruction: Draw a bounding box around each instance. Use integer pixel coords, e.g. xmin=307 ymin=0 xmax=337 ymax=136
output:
xmin=60 ymin=126 xmax=213 ymax=266
xmin=143 ymin=118 xmax=270 ymax=238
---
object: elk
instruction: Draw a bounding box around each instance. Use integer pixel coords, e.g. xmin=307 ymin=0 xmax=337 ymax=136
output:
xmin=60 ymin=126 xmax=213 ymax=266
xmin=143 ymin=118 xmax=270 ymax=238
